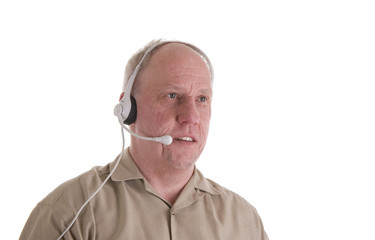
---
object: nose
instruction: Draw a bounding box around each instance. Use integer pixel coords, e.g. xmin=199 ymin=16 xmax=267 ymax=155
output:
xmin=177 ymin=97 xmax=199 ymax=125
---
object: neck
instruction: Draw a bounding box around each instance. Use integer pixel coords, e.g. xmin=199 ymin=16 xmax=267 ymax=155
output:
xmin=129 ymin=144 xmax=194 ymax=205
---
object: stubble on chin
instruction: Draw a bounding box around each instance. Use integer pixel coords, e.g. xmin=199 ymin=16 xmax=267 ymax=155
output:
xmin=164 ymin=148 xmax=200 ymax=170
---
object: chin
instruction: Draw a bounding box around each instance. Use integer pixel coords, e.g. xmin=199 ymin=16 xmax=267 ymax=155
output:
xmin=165 ymin=150 xmax=200 ymax=170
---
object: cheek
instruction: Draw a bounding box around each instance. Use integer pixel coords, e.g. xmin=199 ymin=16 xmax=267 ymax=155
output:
xmin=137 ymin=104 xmax=174 ymax=132
xmin=199 ymin=111 xmax=211 ymax=142
xmin=151 ymin=106 xmax=174 ymax=124
xmin=200 ymin=109 xmax=211 ymax=131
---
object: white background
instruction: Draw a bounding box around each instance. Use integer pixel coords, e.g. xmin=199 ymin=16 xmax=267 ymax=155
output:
xmin=1 ymin=0 xmax=374 ymax=239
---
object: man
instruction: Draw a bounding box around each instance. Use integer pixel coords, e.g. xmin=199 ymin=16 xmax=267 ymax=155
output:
xmin=20 ymin=40 xmax=268 ymax=239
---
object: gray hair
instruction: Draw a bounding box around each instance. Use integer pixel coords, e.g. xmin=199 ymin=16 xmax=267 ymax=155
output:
xmin=122 ymin=39 xmax=214 ymax=93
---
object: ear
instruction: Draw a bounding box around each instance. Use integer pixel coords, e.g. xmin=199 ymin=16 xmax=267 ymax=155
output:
xmin=119 ymin=92 xmax=125 ymax=101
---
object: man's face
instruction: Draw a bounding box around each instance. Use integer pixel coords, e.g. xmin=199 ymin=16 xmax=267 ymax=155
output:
xmin=131 ymin=43 xmax=212 ymax=170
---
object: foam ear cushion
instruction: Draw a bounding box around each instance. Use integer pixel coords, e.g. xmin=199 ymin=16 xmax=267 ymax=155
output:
xmin=123 ymin=96 xmax=137 ymax=125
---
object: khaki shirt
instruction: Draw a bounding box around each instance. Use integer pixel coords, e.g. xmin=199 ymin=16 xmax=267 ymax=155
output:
xmin=20 ymin=149 xmax=268 ymax=240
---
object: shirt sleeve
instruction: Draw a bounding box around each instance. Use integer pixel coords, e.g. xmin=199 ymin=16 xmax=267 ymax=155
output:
xmin=19 ymin=203 xmax=68 ymax=240
xmin=248 ymin=204 xmax=269 ymax=240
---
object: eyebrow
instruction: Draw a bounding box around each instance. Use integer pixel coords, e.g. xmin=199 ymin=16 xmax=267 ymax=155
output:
xmin=158 ymin=86 xmax=212 ymax=95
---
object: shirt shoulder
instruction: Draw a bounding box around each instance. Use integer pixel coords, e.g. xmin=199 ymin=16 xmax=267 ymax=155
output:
xmin=39 ymin=164 xmax=110 ymax=212
xmin=20 ymin=164 xmax=111 ymax=240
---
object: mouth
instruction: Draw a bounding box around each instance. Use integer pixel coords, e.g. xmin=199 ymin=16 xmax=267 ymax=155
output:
xmin=174 ymin=136 xmax=196 ymax=143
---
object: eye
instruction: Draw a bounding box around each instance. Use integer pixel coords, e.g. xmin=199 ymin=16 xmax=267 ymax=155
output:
xmin=199 ymin=96 xmax=208 ymax=102
xmin=167 ymin=93 xmax=177 ymax=99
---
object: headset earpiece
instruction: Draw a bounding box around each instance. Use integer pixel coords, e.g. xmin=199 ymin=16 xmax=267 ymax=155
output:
xmin=123 ymin=96 xmax=137 ymax=125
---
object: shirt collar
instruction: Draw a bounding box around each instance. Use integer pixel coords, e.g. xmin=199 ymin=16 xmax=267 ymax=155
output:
xmin=109 ymin=148 xmax=220 ymax=196
xmin=110 ymin=148 xmax=144 ymax=182
xmin=193 ymin=168 xmax=221 ymax=195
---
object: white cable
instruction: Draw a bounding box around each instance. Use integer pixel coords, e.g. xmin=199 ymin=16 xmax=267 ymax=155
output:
xmin=57 ymin=127 xmax=126 ymax=240
xmin=58 ymin=112 xmax=171 ymax=238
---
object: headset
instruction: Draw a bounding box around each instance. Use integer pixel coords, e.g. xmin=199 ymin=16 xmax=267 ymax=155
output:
xmin=58 ymin=40 xmax=212 ymax=239
xmin=57 ymin=41 xmax=173 ymax=239
xmin=113 ymin=40 xmax=174 ymax=145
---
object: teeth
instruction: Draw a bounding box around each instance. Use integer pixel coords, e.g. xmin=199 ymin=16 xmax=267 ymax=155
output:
xmin=178 ymin=137 xmax=193 ymax=142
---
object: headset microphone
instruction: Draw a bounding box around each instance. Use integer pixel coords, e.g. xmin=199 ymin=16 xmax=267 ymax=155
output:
xmin=114 ymin=103 xmax=173 ymax=145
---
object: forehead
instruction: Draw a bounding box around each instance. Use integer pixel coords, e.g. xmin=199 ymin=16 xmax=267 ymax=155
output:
xmin=151 ymin=43 xmax=210 ymax=71
xmin=138 ymin=43 xmax=212 ymax=92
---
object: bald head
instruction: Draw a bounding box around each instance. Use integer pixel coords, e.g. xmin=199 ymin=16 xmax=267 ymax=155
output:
xmin=134 ymin=43 xmax=212 ymax=97
xmin=122 ymin=40 xmax=214 ymax=96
